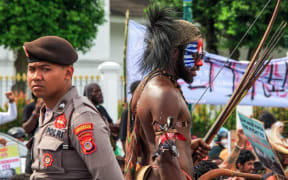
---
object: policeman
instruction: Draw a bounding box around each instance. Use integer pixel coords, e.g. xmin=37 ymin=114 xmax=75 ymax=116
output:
xmin=24 ymin=36 xmax=123 ymax=179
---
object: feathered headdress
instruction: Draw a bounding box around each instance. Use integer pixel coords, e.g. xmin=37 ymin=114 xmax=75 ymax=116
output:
xmin=140 ymin=6 xmax=201 ymax=74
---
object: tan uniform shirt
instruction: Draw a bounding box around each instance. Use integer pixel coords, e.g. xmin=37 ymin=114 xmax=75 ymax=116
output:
xmin=30 ymin=87 xmax=123 ymax=180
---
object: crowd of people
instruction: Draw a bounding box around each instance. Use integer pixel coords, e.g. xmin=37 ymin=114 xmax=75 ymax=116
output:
xmin=0 ymin=5 xmax=286 ymax=180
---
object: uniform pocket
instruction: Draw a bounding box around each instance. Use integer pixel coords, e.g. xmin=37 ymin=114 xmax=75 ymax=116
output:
xmin=38 ymin=135 xmax=64 ymax=173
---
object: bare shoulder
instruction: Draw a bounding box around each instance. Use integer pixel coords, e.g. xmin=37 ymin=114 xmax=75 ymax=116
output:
xmin=137 ymin=77 xmax=182 ymax=121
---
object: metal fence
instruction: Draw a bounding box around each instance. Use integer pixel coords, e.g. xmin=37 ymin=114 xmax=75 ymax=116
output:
xmin=0 ymin=73 xmax=125 ymax=107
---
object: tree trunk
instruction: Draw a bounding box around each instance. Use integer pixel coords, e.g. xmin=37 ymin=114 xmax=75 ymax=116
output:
xmin=229 ymin=48 xmax=240 ymax=60
xmin=205 ymin=19 xmax=218 ymax=54
xmin=14 ymin=49 xmax=27 ymax=93
xmin=247 ymin=48 xmax=255 ymax=61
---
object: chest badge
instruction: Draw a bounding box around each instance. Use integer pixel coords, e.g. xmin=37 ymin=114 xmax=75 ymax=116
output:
xmin=43 ymin=153 xmax=53 ymax=167
xmin=54 ymin=113 xmax=67 ymax=129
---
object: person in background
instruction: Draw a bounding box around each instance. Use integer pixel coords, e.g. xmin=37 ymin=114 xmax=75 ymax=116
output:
xmin=7 ymin=127 xmax=26 ymax=142
xmin=22 ymin=94 xmax=43 ymax=174
xmin=83 ymin=83 xmax=120 ymax=151
xmin=194 ymin=129 xmax=249 ymax=179
xmin=119 ymin=80 xmax=141 ymax=153
xmin=233 ymin=149 xmax=256 ymax=179
xmin=208 ymin=130 xmax=228 ymax=160
xmin=84 ymin=83 xmax=113 ymax=124
xmin=22 ymin=94 xmax=43 ymax=138
xmin=259 ymin=111 xmax=276 ymax=136
xmin=0 ymin=91 xmax=17 ymax=125
xmin=0 ymin=91 xmax=17 ymax=146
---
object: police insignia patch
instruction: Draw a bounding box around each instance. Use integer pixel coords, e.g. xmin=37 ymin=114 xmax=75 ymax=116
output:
xmin=43 ymin=153 xmax=53 ymax=167
xmin=80 ymin=136 xmax=96 ymax=154
xmin=54 ymin=113 xmax=67 ymax=129
xmin=73 ymin=123 xmax=93 ymax=136
xmin=77 ymin=131 xmax=93 ymax=140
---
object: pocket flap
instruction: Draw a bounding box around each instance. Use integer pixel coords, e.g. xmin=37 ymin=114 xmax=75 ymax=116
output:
xmin=38 ymin=136 xmax=63 ymax=151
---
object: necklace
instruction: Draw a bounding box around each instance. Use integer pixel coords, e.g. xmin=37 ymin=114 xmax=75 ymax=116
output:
xmin=156 ymin=70 xmax=189 ymax=106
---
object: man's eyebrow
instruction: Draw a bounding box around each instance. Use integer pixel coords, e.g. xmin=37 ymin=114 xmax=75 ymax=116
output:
xmin=28 ymin=64 xmax=51 ymax=68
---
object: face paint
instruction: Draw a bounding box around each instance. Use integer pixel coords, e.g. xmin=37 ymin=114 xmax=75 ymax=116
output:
xmin=184 ymin=38 xmax=204 ymax=68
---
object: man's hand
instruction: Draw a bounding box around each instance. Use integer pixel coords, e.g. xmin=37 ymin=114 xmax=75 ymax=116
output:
xmin=236 ymin=129 xmax=247 ymax=148
xmin=34 ymin=98 xmax=44 ymax=113
xmin=5 ymin=91 xmax=15 ymax=103
xmin=191 ymin=138 xmax=210 ymax=161
xmin=0 ymin=138 xmax=7 ymax=146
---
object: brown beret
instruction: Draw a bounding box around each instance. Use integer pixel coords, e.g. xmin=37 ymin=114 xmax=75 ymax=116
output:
xmin=23 ymin=36 xmax=78 ymax=65
xmin=173 ymin=20 xmax=201 ymax=46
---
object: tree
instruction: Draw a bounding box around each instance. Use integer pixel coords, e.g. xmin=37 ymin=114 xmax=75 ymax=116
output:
xmin=0 ymin=0 xmax=105 ymax=92
xmin=147 ymin=0 xmax=288 ymax=60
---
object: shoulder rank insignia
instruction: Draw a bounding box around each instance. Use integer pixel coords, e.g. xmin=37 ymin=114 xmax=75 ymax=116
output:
xmin=43 ymin=153 xmax=53 ymax=167
xmin=73 ymin=123 xmax=93 ymax=136
xmin=80 ymin=136 xmax=96 ymax=155
xmin=77 ymin=131 xmax=93 ymax=140
xmin=55 ymin=113 xmax=67 ymax=129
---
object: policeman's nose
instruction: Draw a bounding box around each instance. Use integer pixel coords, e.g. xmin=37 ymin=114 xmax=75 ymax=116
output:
xmin=31 ymin=71 xmax=43 ymax=80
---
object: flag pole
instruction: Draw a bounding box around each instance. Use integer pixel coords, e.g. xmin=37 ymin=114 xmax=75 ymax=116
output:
xmin=123 ymin=10 xmax=130 ymax=103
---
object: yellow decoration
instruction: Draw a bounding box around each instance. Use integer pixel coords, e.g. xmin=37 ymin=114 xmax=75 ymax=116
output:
xmin=22 ymin=74 xmax=26 ymax=81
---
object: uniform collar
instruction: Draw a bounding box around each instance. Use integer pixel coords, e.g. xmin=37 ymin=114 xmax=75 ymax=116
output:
xmin=51 ymin=86 xmax=79 ymax=114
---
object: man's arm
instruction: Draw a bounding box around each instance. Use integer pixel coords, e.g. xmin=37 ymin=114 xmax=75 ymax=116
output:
xmin=219 ymin=129 xmax=247 ymax=169
xmin=0 ymin=91 xmax=17 ymax=125
xmin=22 ymin=98 xmax=43 ymax=133
xmin=70 ymin=111 xmax=124 ymax=180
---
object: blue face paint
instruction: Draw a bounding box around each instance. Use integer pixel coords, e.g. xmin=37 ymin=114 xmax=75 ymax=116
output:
xmin=184 ymin=42 xmax=198 ymax=68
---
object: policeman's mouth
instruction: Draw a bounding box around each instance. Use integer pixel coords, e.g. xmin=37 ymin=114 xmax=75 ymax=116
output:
xmin=32 ymin=85 xmax=44 ymax=89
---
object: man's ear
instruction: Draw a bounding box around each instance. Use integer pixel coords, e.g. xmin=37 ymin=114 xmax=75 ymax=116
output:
xmin=64 ymin=65 xmax=74 ymax=80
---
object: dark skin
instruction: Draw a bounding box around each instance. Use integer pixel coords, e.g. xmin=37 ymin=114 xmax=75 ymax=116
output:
xmin=22 ymin=98 xmax=44 ymax=133
xmin=130 ymin=47 xmax=210 ymax=179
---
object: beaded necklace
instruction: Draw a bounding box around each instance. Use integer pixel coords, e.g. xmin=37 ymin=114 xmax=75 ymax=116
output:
xmin=156 ymin=69 xmax=189 ymax=107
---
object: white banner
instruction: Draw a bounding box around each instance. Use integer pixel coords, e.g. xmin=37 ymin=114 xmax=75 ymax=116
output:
xmin=126 ymin=20 xmax=288 ymax=107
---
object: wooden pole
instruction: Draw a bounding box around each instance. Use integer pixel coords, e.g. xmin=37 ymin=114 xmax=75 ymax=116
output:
xmin=123 ymin=10 xmax=130 ymax=103
xmin=203 ymin=0 xmax=281 ymax=145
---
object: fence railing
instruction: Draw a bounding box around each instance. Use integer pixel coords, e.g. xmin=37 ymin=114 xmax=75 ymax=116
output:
xmin=0 ymin=73 xmax=125 ymax=107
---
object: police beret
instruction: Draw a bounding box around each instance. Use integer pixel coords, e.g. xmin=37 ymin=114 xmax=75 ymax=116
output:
xmin=23 ymin=36 xmax=78 ymax=65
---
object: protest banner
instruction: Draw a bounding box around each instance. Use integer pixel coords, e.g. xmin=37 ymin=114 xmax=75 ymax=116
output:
xmin=238 ymin=112 xmax=286 ymax=177
xmin=126 ymin=20 xmax=288 ymax=107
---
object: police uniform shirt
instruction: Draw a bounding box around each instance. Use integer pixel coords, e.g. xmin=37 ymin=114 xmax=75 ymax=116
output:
xmin=30 ymin=86 xmax=123 ymax=180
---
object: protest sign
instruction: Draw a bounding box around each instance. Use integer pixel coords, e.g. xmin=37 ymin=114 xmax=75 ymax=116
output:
xmin=238 ymin=112 xmax=286 ymax=177
xmin=0 ymin=145 xmax=21 ymax=178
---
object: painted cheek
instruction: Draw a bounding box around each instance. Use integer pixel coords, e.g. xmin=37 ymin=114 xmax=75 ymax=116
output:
xmin=195 ymin=59 xmax=203 ymax=66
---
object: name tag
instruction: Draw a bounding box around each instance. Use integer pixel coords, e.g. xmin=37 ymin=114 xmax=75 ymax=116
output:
xmin=46 ymin=127 xmax=64 ymax=140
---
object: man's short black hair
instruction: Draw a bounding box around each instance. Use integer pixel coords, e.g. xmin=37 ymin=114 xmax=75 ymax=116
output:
xmin=194 ymin=160 xmax=220 ymax=180
xmin=236 ymin=149 xmax=255 ymax=169
xmin=258 ymin=111 xmax=276 ymax=129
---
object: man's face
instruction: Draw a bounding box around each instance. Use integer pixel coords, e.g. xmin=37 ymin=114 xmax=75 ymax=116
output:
xmin=27 ymin=61 xmax=71 ymax=100
xmin=89 ymin=85 xmax=103 ymax=105
xmin=177 ymin=39 xmax=204 ymax=84
xmin=238 ymin=160 xmax=255 ymax=173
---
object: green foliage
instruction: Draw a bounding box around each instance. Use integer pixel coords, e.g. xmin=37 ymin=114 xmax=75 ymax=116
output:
xmin=0 ymin=0 xmax=105 ymax=52
xmin=191 ymin=105 xmax=236 ymax=138
xmin=147 ymin=0 xmax=288 ymax=59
